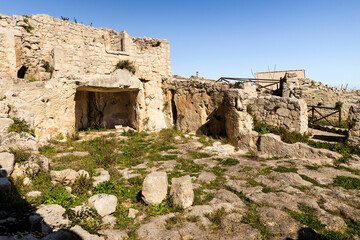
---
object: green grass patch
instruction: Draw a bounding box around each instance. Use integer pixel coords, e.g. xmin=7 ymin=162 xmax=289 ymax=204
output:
xmin=305 ymin=165 xmax=322 ymax=170
xmin=299 ymin=174 xmax=323 ymax=187
xmin=257 ymin=167 xmax=273 ymax=176
xmin=199 ymin=135 xmax=214 ymax=147
xmin=241 ymin=210 xmax=273 ymax=239
xmin=175 ymin=159 xmax=203 ymax=173
xmin=332 ymin=176 xmax=360 ymax=190
xmin=38 ymin=144 xmax=57 ymax=157
xmin=222 ymin=158 xmax=239 ymax=166
xmin=288 ymin=205 xmax=325 ymax=231
xmin=188 ymin=150 xmax=211 ymax=159
xmin=273 ymin=166 xmax=298 ymax=173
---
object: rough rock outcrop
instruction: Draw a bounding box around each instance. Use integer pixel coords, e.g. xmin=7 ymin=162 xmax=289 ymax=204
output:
xmin=258 ymin=133 xmax=342 ymax=159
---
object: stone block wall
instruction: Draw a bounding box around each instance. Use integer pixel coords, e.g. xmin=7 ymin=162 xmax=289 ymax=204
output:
xmin=347 ymin=102 xmax=360 ymax=145
xmin=293 ymin=78 xmax=360 ymax=121
xmin=0 ymin=14 xmax=171 ymax=81
xmin=250 ymin=96 xmax=308 ymax=134
xmin=164 ymin=77 xmax=231 ymax=136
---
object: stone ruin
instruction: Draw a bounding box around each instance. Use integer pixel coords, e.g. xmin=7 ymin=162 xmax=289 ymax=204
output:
xmin=0 ymin=13 xmax=359 ymax=150
xmin=1 ymin=13 xmax=360 ymax=240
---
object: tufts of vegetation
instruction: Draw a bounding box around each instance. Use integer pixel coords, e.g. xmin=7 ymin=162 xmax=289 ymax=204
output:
xmin=332 ymin=176 xmax=360 ymax=190
xmin=188 ymin=150 xmax=211 ymax=159
xmin=8 ymin=118 xmax=35 ymax=136
xmin=38 ymin=144 xmax=57 ymax=157
xmin=335 ymin=101 xmax=344 ymax=109
xmin=41 ymin=60 xmax=54 ymax=73
xmin=205 ymin=207 xmax=226 ymax=230
xmin=273 ymin=166 xmax=298 ymax=173
xmin=114 ymin=60 xmax=136 ymax=74
xmin=241 ymin=210 xmax=273 ymax=239
xmin=9 ymin=148 xmax=31 ymax=163
xmin=35 ymin=185 xmax=82 ymax=209
xmin=221 ymin=158 xmax=239 ymax=166
xmin=288 ymin=205 xmax=325 ymax=231
xmin=199 ymin=135 xmax=214 ymax=147
xmin=66 ymin=208 xmax=102 ymax=234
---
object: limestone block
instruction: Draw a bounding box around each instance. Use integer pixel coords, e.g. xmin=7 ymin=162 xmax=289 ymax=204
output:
xmin=258 ymin=133 xmax=342 ymax=160
xmin=170 ymin=175 xmax=194 ymax=209
xmin=36 ymin=204 xmax=69 ymax=229
xmin=0 ymin=152 xmax=15 ymax=177
xmin=88 ymin=194 xmax=117 ymax=217
xmin=0 ymin=118 xmax=13 ymax=132
xmin=141 ymin=171 xmax=168 ymax=205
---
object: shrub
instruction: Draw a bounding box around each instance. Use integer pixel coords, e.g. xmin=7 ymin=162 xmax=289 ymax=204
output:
xmin=114 ymin=60 xmax=136 ymax=74
xmin=335 ymin=101 xmax=343 ymax=109
xmin=42 ymin=60 xmax=54 ymax=73
xmin=8 ymin=118 xmax=35 ymax=136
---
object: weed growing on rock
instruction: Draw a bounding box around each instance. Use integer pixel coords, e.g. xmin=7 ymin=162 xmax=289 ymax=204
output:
xmin=9 ymin=148 xmax=31 ymax=163
xmin=205 ymin=207 xmax=226 ymax=230
xmin=8 ymin=118 xmax=35 ymax=136
xmin=66 ymin=208 xmax=102 ymax=234
xmin=114 ymin=60 xmax=136 ymax=74
xmin=165 ymin=215 xmax=184 ymax=229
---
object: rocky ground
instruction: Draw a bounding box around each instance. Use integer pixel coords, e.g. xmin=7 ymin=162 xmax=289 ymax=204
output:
xmin=0 ymin=128 xmax=359 ymax=240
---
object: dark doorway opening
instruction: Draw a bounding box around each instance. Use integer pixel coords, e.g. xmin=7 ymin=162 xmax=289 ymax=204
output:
xmin=17 ymin=66 xmax=27 ymax=79
xmin=75 ymin=89 xmax=138 ymax=130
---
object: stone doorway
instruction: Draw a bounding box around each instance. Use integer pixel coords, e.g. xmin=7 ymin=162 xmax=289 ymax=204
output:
xmin=75 ymin=88 xmax=139 ymax=130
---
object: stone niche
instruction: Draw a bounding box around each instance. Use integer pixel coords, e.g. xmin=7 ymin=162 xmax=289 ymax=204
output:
xmin=75 ymin=88 xmax=139 ymax=130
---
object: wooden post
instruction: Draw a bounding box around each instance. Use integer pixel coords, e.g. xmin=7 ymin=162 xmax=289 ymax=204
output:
xmin=312 ymin=106 xmax=315 ymax=123
xmin=339 ymin=108 xmax=342 ymax=127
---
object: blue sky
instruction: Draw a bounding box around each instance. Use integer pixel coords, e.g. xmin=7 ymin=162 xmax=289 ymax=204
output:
xmin=1 ymin=0 xmax=359 ymax=89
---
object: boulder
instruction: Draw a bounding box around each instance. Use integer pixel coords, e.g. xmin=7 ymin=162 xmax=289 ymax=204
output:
xmin=26 ymin=191 xmax=41 ymax=198
xmin=0 ymin=132 xmax=37 ymax=152
xmin=141 ymin=171 xmax=168 ymax=205
xmin=0 ymin=177 xmax=11 ymax=194
xmin=128 ymin=208 xmax=139 ymax=218
xmin=170 ymin=175 xmax=194 ymax=209
xmin=0 ymin=118 xmax=13 ymax=132
xmin=50 ymin=169 xmax=89 ymax=184
xmin=70 ymin=225 xmax=105 ymax=240
xmin=29 ymin=154 xmax=50 ymax=171
xmin=36 ymin=204 xmax=69 ymax=229
xmin=0 ymin=152 xmax=15 ymax=177
xmin=88 ymin=194 xmax=117 ymax=217
xmin=102 ymin=215 xmax=116 ymax=228
xmin=98 ymin=229 xmax=128 ymax=240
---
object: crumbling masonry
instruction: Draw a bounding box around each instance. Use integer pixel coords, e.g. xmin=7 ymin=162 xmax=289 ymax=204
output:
xmin=0 ymin=13 xmax=359 ymax=150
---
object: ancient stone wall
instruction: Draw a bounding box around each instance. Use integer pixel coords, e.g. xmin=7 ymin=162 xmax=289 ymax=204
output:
xmin=293 ymin=78 xmax=360 ymax=121
xmin=347 ymin=101 xmax=360 ymax=145
xmin=250 ymin=96 xmax=308 ymax=134
xmin=0 ymin=14 xmax=171 ymax=81
xmin=164 ymin=77 xmax=230 ymax=136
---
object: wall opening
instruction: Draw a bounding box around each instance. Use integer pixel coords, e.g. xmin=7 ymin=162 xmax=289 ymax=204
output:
xmin=75 ymin=89 xmax=138 ymax=130
xmin=17 ymin=66 xmax=27 ymax=79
